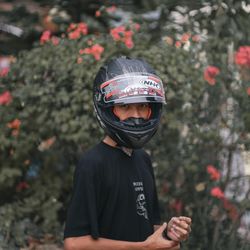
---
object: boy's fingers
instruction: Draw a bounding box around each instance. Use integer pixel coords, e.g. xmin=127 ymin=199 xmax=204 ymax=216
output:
xmin=157 ymin=222 xmax=167 ymax=235
xmin=179 ymin=216 xmax=192 ymax=224
xmin=180 ymin=221 xmax=190 ymax=230
xmin=171 ymin=219 xmax=189 ymax=230
xmin=169 ymin=217 xmax=180 ymax=227
xmin=172 ymin=225 xmax=188 ymax=236
xmin=168 ymin=229 xmax=180 ymax=239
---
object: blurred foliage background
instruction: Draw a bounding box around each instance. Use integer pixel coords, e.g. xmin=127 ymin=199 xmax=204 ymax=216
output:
xmin=0 ymin=0 xmax=250 ymax=249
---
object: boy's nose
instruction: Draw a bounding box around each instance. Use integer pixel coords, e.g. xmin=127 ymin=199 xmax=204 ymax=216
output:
xmin=129 ymin=107 xmax=141 ymax=118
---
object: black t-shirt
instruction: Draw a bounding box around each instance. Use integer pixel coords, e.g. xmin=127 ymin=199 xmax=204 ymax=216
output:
xmin=64 ymin=141 xmax=161 ymax=242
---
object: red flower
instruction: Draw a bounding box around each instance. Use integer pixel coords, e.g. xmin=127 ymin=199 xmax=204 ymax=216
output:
xmin=16 ymin=181 xmax=30 ymax=192
xmin=206 ymin=165 xmax=221 ymax=181
xmin=91 ymin=44 xmax=104 ymax=60
xmin=51 ymin=36 xmax=60 ymax=46
xmin=68 ymin=23 xmax=88 ymax=40
xmin=40 ymin=30 xmax=51 ymax=44
xmin=110 ymin=26 xmax=126 ymax=41
xmin=210 ymin=187 xmax=224 ymax=199
xmin=68 ymin=30 xmax=81 ymax=40
xmin=0 ymin=67 xmax=9 ymax=77
xmin=79 ymin=44 xmax=104 ymax=61
xmin=79 ymin=49 xmax=85 ymax=55
xmin=95 ymin=10 xmax=101 ymax=17
xmin=124 ymin=30 xmax=134 ymax=48
xmin=7 ymin=119 xmax=21 ymax=137
xmin=0 ymin=91 xmax=12 ymax=105
xmin=40 ymin=31 xmax=59 ymax=45
xmin=247 ymin=87 xmax=250 ymax=96
xmin=78 ymin=22 xmax=88 ymax=35
xmin=7 ymin=119 xmax=21 ymax=130
xmin=175 ymin=41 xmax=181 ymax=48
xmin=204 ymin=66 xmax=220 ymax=85
xmin=67 ymin=23 xmax=76 ymax=32
xmin=181 ymin=33 xmax=190 ymax=43
xmin=124 ymin=39 xmax=134 ymax=49
xmin=235 ymin=46 xmax=250 ymax=68
xmin=110 ymin=26 xmax=134 ymax=49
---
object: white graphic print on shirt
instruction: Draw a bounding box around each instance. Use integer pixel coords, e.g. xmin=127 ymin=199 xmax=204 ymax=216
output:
xmin=133 ymin=182 xmax=148 ymax=220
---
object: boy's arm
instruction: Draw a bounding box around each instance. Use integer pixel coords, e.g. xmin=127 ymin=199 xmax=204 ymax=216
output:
xmin=64 ymin=235 xmax=146 ymax=250
xmin=64 ymin=223 xmax=180 ymax=250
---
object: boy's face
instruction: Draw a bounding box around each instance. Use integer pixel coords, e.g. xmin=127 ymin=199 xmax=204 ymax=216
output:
xmin=113 ymin=103 xmax=151 ymax=121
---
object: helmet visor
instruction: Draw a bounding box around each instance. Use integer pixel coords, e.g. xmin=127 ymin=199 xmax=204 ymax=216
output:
xmin=100 ymin=73 xmax=166 ymax=105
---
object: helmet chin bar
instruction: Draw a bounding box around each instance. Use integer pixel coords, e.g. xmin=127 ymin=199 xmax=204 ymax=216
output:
xmin=108 ymin=125 xmax=158 ymax=149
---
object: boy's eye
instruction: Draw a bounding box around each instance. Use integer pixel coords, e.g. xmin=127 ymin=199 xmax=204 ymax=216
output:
xmin=120 ymin=104 xmax=129 ymax=109
xmin=138 ymin=103 xmax=149 ymax=109
xmin=139 ymin=103 xmax=149 ymax=108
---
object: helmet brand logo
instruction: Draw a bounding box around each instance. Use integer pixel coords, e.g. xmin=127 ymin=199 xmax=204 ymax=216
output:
xmin=140 ymin=79 xmax=160 ymax=89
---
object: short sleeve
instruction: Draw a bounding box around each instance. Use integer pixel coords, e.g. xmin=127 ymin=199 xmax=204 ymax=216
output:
xmin=64 ymin=157 xmax=101 ymax=239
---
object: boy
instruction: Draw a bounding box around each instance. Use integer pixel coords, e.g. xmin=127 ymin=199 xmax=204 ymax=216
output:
xmin=64 ymin=57 xmax=191 ymax=249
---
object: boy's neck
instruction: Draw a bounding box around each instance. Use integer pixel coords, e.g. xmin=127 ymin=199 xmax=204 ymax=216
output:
xmin=103 ymin=136 xmax=117 ymax=147
xmin=103 ymin=136 xmax=133 ymax=156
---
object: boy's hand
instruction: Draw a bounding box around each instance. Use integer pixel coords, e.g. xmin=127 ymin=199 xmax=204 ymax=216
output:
xmin=145 ymin=223 xmax=180 ymax=250
xmin=166 ymin=216 xmax=192 ymax=242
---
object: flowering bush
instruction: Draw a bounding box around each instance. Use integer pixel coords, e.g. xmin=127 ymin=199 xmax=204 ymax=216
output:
xmin=0 ymin=7 xmax=250 ymax=250
xmin=67 ymin=22 xmax=88 ymax=40
xmin=110 ymin=24 xmax=140 ymax=49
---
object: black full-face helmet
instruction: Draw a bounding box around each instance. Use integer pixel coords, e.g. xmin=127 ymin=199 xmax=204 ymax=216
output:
xmin=93 ymin=57 xmax=166 ymax=149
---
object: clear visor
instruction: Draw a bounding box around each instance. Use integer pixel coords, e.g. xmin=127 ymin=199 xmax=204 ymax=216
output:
xmin=100 ymin=73 xmax=166 ymax=105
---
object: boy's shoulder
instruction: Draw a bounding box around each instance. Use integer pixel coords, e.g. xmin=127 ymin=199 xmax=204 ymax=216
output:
xmin=78 ymin=142 xmax=105 ymax=164
xmin=77 ymin=142 xmax=119 ymax=171
xmin=74 ymin=143 xmax=106 ymax=176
